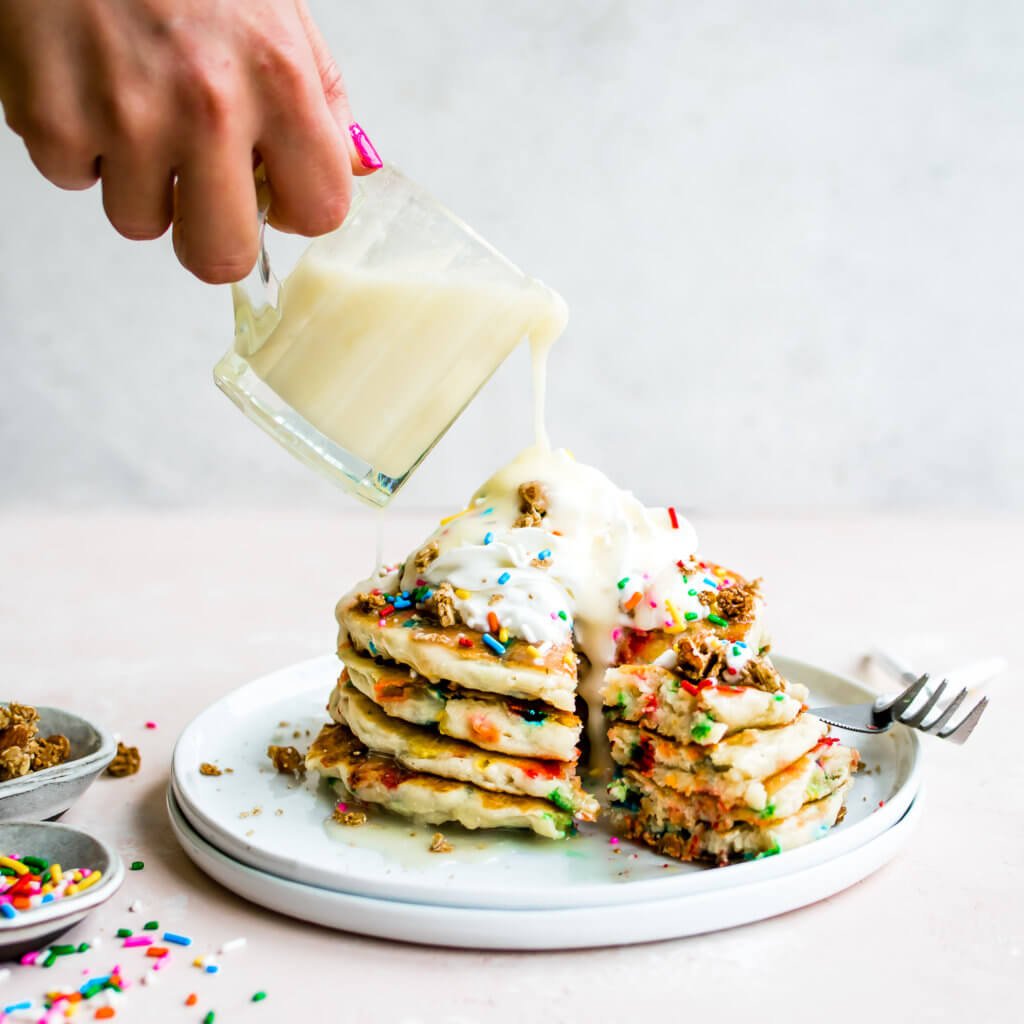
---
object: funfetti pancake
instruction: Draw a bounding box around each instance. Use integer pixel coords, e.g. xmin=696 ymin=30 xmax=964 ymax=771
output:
xmin=338 ymin=600 xmax=579 ymax=712
xmin=608 ymin=714 xmax=829 ymax=811
xmin=601 ymin=661 xmax=807 ymax=747
xmin=613 ymin=779 xmax=853 ymax=865
xmin=612 ymin=740 xmax=857 ymax=833
xmin=306 ymin=723 xmax=575 ymax=839
xmin=339 ymin=647 xmax=582 ymax=760
xmin=332 ymin=683 xmax=598 ymax=819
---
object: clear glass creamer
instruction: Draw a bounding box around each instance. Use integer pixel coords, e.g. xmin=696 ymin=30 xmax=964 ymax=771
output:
xmin=214 ymin=166 xmax=567 ymax=507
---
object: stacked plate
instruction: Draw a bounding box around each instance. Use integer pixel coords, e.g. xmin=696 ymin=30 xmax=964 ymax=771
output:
xmin=169 ymin=655 xmax=922 ymax=950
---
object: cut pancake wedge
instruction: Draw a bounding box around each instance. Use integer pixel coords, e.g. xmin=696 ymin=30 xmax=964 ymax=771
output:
xmin=614 ymin=778 xmax=852 ymax=864
xmin=614 ymin=741 xmax=857 ymax=832
xmin=602 ymin=663 xmax=807 ymax=746
xmin=331 ymin=683 xmax=599 ymax=819
xmin=340 ymin=645 xmax=582 ymax=760
xmin=608 ymin=714 xmax=828 ymax=811
xmin=306 ymin=723 xmax=574 ymax=839
xmin=338 ymin=601 xmax=578 ymax=711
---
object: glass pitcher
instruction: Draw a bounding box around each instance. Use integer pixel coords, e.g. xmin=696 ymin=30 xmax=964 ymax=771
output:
xmin=214 ymin=165 xmax=566 ymax=507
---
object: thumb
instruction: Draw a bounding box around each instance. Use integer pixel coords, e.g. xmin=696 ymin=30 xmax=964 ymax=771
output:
xmin=296 ymin=1 xmax=382 ymax=175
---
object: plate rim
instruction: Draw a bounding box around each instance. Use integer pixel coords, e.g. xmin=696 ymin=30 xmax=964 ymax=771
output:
xmin=167 ymin=785 xmax=924 ymax=950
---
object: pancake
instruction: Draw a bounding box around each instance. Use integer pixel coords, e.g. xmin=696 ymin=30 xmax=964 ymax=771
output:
xmin=608 ymin=715 xmax=828 ymax=811
xmin=338 ymin=600 xmax=578 ymax=711
xmin=613 ymin=777 xmax=852 ymax=864
xmin=332 ymin=683 xmax=599 ymax=819
xmin=340 ymin=646 xmax=581 ymax=760
xmin=612 ymin=740 xmax=856 ymax=832
xmin=602 ymin=663 xmax=807 ymax=746
xmin=306 ymin=723 xmax=574 ymax=839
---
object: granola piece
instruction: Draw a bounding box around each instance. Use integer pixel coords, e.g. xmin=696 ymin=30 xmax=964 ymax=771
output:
xmin=424 ymin=581 xmax=459 ymax=627
xmin=673 ymin=634 xmax=723 ymax=681
xmin=107 ymin=741 xmax=141 ymax=777
xmin=0 ymin=723 xmax=35 ymax=755
xmin=333 ymin=808 xmax=367 ymax=827
xmin=716 ymin=579 xmax=762 ymax=621
xmin=697 ymin=590 xmax=716 ymax=608
xmin=429 ymin=832 xmax=453 ymax=853
xmin=0 ymin=703 xmax=40 ymax=732
xmin=513 ymin=509 xmax=543 ymax=528
xmin=519 ymin=481 xmax=548 ymax=516
xmin=739 ymin=657 xmax=784 ymax=693
xmin=414 ymin=541 xmax=440 ymax=572
xmin=0 ymin=746 xmax=32 ymax=780
xmin=513 ymin=481 xmax=548 ymax=528
xmin=199 ymin=762 xmax=223 ymax=777
xmin=267 ymin=745 xmax=304 ymax=775
xmin=29 ymin=734 xmax=71 ymax=771
xmin=356 ymin=590 xmax=390 ymax=613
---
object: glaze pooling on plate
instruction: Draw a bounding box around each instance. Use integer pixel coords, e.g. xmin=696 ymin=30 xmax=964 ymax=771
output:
xmin=168 ymin=783 xmax=923 ymax=949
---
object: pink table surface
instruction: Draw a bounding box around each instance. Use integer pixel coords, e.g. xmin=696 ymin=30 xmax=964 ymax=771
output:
xmin=0 ymin=511 xmax=1020 ymax=1023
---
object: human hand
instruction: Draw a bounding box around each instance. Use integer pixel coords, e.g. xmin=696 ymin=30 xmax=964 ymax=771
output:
xmin=0 ymin=0 xmax=381 ymax=283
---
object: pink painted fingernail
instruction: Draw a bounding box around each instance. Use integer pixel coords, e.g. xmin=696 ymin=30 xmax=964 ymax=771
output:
xmin=349 ymin=123 xmax=383 ymax=170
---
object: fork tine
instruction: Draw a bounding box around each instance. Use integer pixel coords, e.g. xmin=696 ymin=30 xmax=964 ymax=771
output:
xmin=938 ymin=696 xmax=989 ymax=745
xmin=876 ymin=673 xmax=930 ymax=716
xmin=899 ymin=679 xmax=948 ymax=728
xmin=921 ymin=686 xmax=969 ymax=733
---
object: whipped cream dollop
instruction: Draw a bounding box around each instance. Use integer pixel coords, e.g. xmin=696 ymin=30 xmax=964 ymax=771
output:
xmin=397 ymin=446 xmax=700 ymax=653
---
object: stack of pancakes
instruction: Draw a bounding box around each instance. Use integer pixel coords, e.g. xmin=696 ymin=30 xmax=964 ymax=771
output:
xmin=602 ymin=563 xmax=858 ymax=864
xmin=307 ymin=595 xmax=598 ymax=839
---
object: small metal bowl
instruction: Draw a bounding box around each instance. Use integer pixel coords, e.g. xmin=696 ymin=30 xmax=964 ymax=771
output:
xmin=0 ymin=821 xmax=125 ymax=959
xmin=0 ymin=707 xmax=116 ymax=822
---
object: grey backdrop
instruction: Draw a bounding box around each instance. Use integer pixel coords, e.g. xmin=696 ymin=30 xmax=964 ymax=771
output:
xmin=1 ymin=1 xmax=1021 ymax=512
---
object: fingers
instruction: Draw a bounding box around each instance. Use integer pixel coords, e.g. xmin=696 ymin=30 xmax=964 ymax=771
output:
xmin=100 ymin=152 xmax=174 ymax=241
xmin=254 ymin=37 xmax=353 ymax=236
xmin=5 ymin=96 xmax=100 ymax=191
xmin=295 ymin=0 xmax=382 ymax=176
xmin=172 ymin=137 xmax=260 ymax=285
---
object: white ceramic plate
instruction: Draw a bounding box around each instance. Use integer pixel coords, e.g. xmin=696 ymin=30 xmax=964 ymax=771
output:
xmin=171 ymin=654 xmax=921 ymax=911
xmin=168 ymin=786 xmax=922 ymax=950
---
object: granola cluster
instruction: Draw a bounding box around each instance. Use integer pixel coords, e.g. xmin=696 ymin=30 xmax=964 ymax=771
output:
xmin=267 ymin=744 xmax=304 ymax=776
xmin=715 ymin=579 xmax=762 ymax=622
xmin=414 ymin=541 xmax=439 ymax=572
xmin=673 ymin=634 xmax=723 ymax=681
xmin=424 ymin=581 xmax=459 ymax=627
xmin=107 ymin=741 xmax=141 ymax=777
xmin=0 ymin=703 xmax=72 ymax=782
xmin=513 ymin=481 xmax=548 ymax=528
xmin=355 ymin=590 xmax=390 ymax=614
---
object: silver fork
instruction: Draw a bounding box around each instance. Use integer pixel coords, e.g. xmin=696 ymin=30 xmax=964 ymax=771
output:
xmin=812 ymin=672 xmax=989 ymax=744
